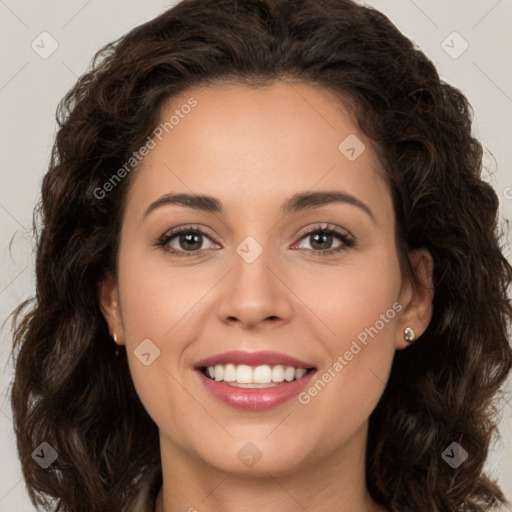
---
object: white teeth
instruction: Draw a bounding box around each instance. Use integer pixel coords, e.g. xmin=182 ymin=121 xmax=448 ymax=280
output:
xmin=223 ymin=363 xmax=236 ymax=382
xmin=272 ymin=365 xmax=285 ymax=382
xmin=236 ymin=364 xmax=253 ymax=384
xmin=204 ymin=363 xmax=310 ymax=385
xmin=284 ymin=366 xmax=295 ymax=382
xmin=214 ymin=364 xmax=224 ymax=382
xmin=253 ymin=365 xmax=272 ymax=383
xmin=228 ymin=382 xmax=278 ymax=388
xmin=295 ymin=368 xmax=307 ymax=380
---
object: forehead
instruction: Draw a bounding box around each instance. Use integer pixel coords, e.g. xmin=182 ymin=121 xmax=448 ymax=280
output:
xmin=124 ymin=80 xmax=392 ymax=224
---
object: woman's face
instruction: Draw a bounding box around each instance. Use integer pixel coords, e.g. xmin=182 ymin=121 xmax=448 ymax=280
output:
xmin=100 ymin=80 xmax=432 ymax=476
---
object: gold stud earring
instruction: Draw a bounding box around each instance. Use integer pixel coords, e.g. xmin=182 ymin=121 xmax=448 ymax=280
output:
xmin=404 ymin=327 xmax=416 ymax=344
xmin=112 ymin=332 xmax=121 ymax=357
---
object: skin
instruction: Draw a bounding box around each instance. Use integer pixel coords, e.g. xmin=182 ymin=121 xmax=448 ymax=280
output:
xmin=98 ymin=80 xmax=434 ymax=512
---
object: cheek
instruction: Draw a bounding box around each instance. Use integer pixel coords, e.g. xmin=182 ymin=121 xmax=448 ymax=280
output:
xmin=332 ymin=267 xmax=400 ymax=348
xmin=294 ymin=248 xmax=401 ymax=419
xmin=117 ymin=242 xmax=201 ymax=340
xmin=114 ymin=244 xmax=197 ymax=425
xmin=296 ymin=243 xmax=402 ymax=352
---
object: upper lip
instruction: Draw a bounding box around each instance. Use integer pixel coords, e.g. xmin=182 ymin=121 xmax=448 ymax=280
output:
xmin=195 ymin=350 xmax=315 ymax=369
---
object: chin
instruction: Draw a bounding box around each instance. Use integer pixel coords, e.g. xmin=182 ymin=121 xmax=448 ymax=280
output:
xmin=191 ymin=437 xmax=316 ymax=477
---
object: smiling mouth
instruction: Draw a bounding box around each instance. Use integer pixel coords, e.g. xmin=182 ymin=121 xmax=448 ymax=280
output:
xmin=199 ymin=364 xmax=316 ymax=388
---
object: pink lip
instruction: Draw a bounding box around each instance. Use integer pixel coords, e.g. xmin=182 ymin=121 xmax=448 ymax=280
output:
xmin=195 ymin=350 xmax=315 ymax=369
xmin=196 ymin=368 xmax=317 ymax=410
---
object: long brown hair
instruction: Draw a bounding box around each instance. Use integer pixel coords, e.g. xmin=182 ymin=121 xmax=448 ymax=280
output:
xmin=10 ymin=0 xmax=512 ymax=510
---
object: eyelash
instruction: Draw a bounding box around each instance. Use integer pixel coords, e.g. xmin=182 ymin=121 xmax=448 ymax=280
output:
xmin=154 ymin=223 xmax=355 ymax=258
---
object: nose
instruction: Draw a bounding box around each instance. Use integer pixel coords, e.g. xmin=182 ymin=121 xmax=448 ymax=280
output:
xmin=216 ymin=241 xmax=293 ymax=331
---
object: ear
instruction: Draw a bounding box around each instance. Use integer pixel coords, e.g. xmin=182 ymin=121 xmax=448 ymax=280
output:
xmin=396 ymin=248 xmax=434 ymax=350
xmin=97 ymin=272 xmax=124 ymax=345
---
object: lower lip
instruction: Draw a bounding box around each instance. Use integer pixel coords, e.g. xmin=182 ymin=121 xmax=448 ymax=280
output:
xmin=196 ymin=369 xmax=317 ymax=410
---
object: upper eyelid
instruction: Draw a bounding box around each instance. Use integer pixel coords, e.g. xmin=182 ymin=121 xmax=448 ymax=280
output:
xmin=296 ymin=223 xmax=353 ymax=240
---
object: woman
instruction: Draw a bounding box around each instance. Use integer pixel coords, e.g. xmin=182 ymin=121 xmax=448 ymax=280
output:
xmin=10 ymin=0 xmax=512 ymax=510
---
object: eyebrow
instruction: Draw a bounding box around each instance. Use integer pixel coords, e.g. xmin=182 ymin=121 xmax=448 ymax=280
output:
xmin=143 ymin=191 xmax=375 ymax=223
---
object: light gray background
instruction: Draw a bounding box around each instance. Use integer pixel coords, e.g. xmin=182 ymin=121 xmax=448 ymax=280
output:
xmin=1 ymin=1 xmax=511 ymax=510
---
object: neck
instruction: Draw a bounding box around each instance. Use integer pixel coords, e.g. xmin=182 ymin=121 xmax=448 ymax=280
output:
xmin=154 ymin=422 xmax=385 ymax=512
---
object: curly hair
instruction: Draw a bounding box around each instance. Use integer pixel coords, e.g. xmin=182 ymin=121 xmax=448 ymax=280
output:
xmin=9 ymin=0 xmax=512 ymax=510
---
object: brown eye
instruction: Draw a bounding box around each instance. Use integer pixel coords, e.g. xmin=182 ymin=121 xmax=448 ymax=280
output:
xmin=293 ymin=225 xmax=355 ymax=256
xmin=156 ymin=226 xmax=218 ymax=257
